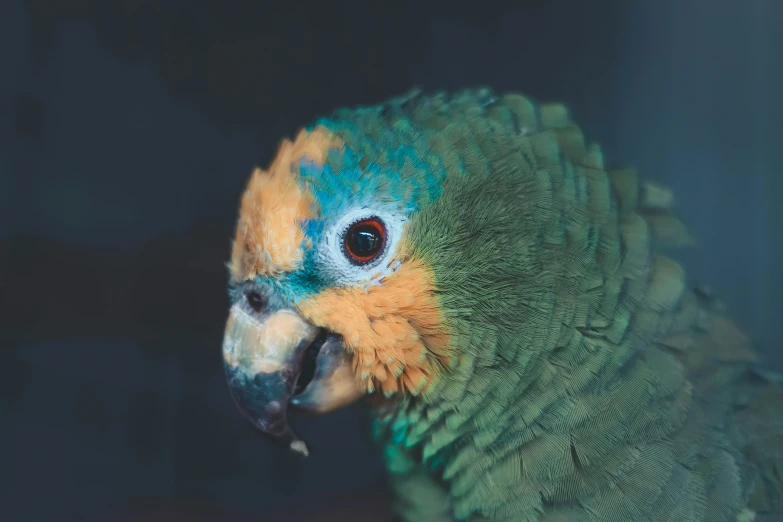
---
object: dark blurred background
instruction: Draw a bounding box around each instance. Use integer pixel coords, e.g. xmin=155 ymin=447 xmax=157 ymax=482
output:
xmin=1 ymin=0 xmax=781 ymax=520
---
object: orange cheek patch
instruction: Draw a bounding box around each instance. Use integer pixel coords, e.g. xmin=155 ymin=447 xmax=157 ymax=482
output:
xmin=229 ymin=126 xmax=343 ymax=281
xmin=296 ymin=259 xmax=452 ymax=397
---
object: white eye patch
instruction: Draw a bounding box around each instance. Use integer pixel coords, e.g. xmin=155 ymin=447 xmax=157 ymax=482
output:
xmin=315 ymin=205 xmax=407 ymax=287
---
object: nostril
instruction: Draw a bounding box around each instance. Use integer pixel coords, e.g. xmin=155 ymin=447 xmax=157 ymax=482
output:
xmin=246 ymin=291 xmax=266 ymax=313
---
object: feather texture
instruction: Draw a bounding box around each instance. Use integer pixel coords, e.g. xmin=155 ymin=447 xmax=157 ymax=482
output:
xmin=298 ymin=88 xmax=783 ymax=521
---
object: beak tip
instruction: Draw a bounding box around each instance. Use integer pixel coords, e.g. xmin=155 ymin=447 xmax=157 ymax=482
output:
xmin=222 ymin=305 xmax=361 ymax=455
xmin=290 ymin=440 xmax=310 ymax=457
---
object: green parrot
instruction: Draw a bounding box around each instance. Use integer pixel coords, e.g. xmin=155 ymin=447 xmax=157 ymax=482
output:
xmin=221 ymin=88 xmax=782 ymax=521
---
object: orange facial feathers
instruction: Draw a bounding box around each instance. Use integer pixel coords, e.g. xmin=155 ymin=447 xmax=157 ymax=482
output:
xmin=296 ymin=258 xmax=452 ymax=396
xmin=229 ymin=126 xmax=342 ymax=281
xmin=229 ymin=126 xmax=451 ymax=397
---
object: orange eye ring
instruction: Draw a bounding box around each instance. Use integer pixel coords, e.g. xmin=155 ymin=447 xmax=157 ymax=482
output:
xmin=344 ymin=217 xmax=386 ymax=264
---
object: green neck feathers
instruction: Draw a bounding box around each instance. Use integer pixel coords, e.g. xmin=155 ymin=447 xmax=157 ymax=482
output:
xmin=348 ymin=89 xmax=751 ymax=521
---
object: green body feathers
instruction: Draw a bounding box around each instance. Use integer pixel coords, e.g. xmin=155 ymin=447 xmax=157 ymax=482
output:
xmin=322 ymin=89 xmax=782 ymax=521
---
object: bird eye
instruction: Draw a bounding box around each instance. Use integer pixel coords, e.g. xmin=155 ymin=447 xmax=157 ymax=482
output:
xmin=344 ymin=217 xmax=386 ymax=264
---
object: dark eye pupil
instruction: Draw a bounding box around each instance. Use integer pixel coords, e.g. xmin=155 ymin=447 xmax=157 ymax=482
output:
xmin=348 ymin=224 xmax=382 ymax=257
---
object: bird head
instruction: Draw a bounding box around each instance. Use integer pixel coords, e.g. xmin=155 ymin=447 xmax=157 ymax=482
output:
xmin=222 ymin=88 xmax=574 ymax=455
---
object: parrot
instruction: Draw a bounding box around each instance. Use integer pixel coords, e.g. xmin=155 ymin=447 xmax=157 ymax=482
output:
xmin=221 ymin=87 xmax=783 ymax=522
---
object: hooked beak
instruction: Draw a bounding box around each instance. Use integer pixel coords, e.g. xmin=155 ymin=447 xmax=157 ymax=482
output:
xmin=222 ymin=302 xmax=362 ymax=456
